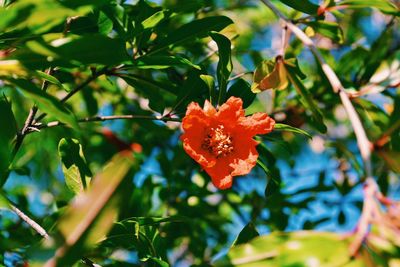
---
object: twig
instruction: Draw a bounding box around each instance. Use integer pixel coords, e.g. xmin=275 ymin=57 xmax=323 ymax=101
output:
xmin=29 ymin=114 xmax=181 ymax=133
xmin=260 ymin=0 xmax=372 ymax=179
xmin=279 ymin=24 xmax=289 ymax=56
xmin=9 ymin=203 xmax=102 ymax=266
xmin=227 ymin=71 xmax=253 ymax=81
xmin=9 ymin=204 xmax=50 ymax=239
xmin=12 ymin=68 xmax=53 ymax=158
xmin=33 ymin=67 xmax=110 ymax=124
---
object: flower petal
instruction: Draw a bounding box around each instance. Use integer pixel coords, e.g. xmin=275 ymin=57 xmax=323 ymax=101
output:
xmin=203 ymin=99 xmax=217 ymax=117
xmin=184 ymin=101 xmax=208 ymax=120
xmin=204 ymin=160 xmax=233 ymax=189
xmin=182 ymin=137 xmax=217 ymax=168
xmin=238 ymin=112 xmax=275 ymax=136
xmin=229 ymin=138 xmax=258 ymax=176
xmin=216 ymin=97 xmax=245 ymax=126
xmin=181 ymin=115 xmax=216 ymax=168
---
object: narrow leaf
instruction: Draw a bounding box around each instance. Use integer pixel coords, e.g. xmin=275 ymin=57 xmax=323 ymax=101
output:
xmin=0 ymin=95 xmax=16 ymax=185
xmin=338 ymin=0 xmax=399 ymax=15
xmin=7 ymin=78 xmax=78 ymax=129
xmin=209 ymin=31 xmax=232 ymax=105
xmin=280 ymin=0 xmax=320 ymax=14
xmin=132 ymin=55 xmax=201 ymax=70
xmin=274 ymin=123 xmax=312 ymax=139
xmin=304 ymin=21 xmax=344 ymax=44
xmin=34 ymin=70 xmax=63 ymax=88
xmin=153 ymin=16 xmax=233 ymax=54
xmin=285 ymin=72 xmax=327 ymax=133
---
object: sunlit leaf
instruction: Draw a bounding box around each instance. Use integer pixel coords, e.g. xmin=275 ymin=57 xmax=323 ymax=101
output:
xmin=280 ymin=0 xmax=319 ymax=14
xmin=252 ymin=57 xmax=288 ymax=93
xmin=132 ymin=55 xmax=201 ymax=70
xmin=215 ymin=231 xmax=364 ymax=266
xmin=304 ymin=21 xmax=344 ymax=44
xmin=58 ymin=138 xmax=92 ymax=194
xmin=337 ymin=0 xmax=400 ymax=15
xmin=141 ymin=10 xmax=167 ymax=29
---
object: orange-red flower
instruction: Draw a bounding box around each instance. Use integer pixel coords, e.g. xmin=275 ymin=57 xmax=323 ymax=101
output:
xmin=181 ymin=96 xmax=275 ymax=189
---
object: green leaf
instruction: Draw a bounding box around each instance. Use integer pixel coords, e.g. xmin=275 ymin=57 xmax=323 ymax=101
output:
xmin=377 ymin=150 xmax=400 ymax=173
xmin=146 ymin=257 xmax=169 ymax=267
xmin=280 ymin=0 xmax=320 ymax=14
xmin=58 ymin=138 xmax=92 ymax=194
xmin=215 ymin=231 xmax=365 ymax=266
xmin=252 ymin=57 xmax=288 ymax=93
xmin=256 ymin=159 xmax=271 ymax=178
xmin=210 ymin=31 xmax=233 ymax=105
xmin=121 ymin=216 xmax=188 ymax=227
xmin=200 ymin=74 xmax=216 ymax=103
xmin=274 ymin=123 xmax=312 ymax=139
xmin=7 ymin=78 xmax=78 ymax=129
xmin=25 ymin=35 xmax=130 ymax=66
xmin=233 ymin=222 xmax=260 ymax=246
xmin=337 ymin=0 xmax=400 ymax=15
xmin=0 ymin=0 xmax=105 ymax=34
xmin=152 ymin=16 xmax=233 ymax=54
xmin=285 ymin=71 xmax=327 ymax=133
xmin=0 ymin=191 xmax=11 ymax=209
xmin=141 ymin=10 xmax=167 ymax=29
xmin=132 ymin=55 xmax=201 ymax=70
xmin=50 ymin=153 xmax=135 ymax=266
xmin=283 ymin=58 xmax=306 ymax=80
xmin=0 ymin=95 xmax=17 ymax=185
xmin=227 ymin=78 xmax=255 ymax=108
xmin=34 ymin=70 xmax=63 ymax=88
xmin=304 ymin=21 xmax=344 ymax=44
xmin=120 ymin=74 xmax=177 ymax=112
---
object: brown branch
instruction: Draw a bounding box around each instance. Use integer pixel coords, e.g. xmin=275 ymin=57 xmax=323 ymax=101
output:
xmin=33 ymin=67 xmax=110 ymax=124
xmin=28 ymin=114 xmax=181 ymax=133
xmin=12 ymin=68 xmax=53 ymax=158
xmin=10 ymin=204 xmax=50 ymax=239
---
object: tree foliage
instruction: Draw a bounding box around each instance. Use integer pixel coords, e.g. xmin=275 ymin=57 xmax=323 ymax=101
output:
xmin=0 ymin=0 xmax=399 ymax=266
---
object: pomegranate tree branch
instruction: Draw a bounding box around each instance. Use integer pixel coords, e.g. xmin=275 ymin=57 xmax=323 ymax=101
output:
xmin=33 ymin=67 xmax=110 ymax=124
xmin=9 ymin=204 xmax=50 ymax=239
xmin=12 ymin=68 xmax=54 ymax=158
xmin=28 ymin=114 xmax=181 ymax=133
xmin=260 ymin=0 xmax=372 ymax=179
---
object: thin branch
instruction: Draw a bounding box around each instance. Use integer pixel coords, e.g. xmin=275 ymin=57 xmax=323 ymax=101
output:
xmin=260 ymin=0 xmax=372 ymax=179
xmin=10 ymin=203 xmax=102 ymax=266
xmin=33 ymin=67 xmax=110 ymax=124
xmin=9 ymin=204 xmax=50 ymax=239
xmin=29 ymin=114 xmax=181 ymax=132
xmin=227 ymin=71 xmax=253 ymax=81
xmin=12 ymin=68 xmax=53 ymax=158
xmin=279 ymin=24 xmax=289 ymax=56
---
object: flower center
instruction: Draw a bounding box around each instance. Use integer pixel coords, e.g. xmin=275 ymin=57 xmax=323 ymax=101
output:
xmin=201 ymin=125 xmax=234 ymax=158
